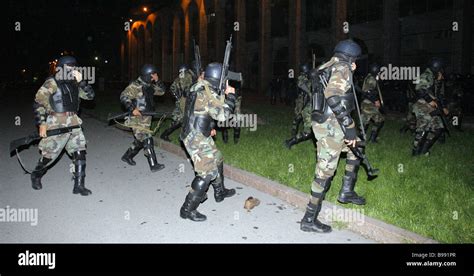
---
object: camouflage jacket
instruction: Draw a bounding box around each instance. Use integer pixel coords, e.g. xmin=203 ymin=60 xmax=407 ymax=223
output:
xmin=362 ymin=73 xmax=379 ymax=102
xmin=318 ymin=56 xmax=356 ymax=129
xmin=34 ymin=77 xmax=93 ymax=126
xmin=415 ymin=68 xmax=445 ymax=102
xmin=120 ymin=77 xmax=165 ymax=111
xmin=190 ymin=80 xmax=233 ymax=123
xmin=170 ymin=69 xmax=194 ymax=100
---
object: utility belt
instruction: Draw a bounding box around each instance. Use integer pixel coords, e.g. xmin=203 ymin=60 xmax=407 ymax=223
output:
xmin=49 ymin=111 xmax=77 ymax=116
xmin=192 ymin=115 xmax=215 ymax=137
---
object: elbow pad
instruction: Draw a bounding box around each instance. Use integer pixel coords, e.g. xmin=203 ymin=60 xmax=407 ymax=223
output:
xmin=326 ymin=96 xmax=353 ymax=128
xmin=120 ymin=96 xmax=135 ymax=111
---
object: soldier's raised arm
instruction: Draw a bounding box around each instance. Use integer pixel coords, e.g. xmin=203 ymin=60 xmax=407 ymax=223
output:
xmin=78 ymin=80 xmax=95 ymax=100
xmin=205 ymin=83 xmax=236 ymax=122
xmin=152 ymin=79 xmax=166 ymax=96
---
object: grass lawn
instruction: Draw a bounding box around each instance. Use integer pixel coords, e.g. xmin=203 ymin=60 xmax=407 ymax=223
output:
xmin=86 ymin=91 xmax=474 ymax=243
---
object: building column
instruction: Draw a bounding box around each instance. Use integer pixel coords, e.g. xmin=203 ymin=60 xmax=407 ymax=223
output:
xmin=289 ymin=0 xmax=303 ymax=74
xmin=161 ymin=15 xmax=171 ymax=82
xmin=214 ymin=0 xmax=225 ymax=62
xmin=235 ymin=0 xmax=246 ymax=74
xmin=452 ymin=0 xmax=472 ymax=74
xmin=383 ymin=0 xmax=401 ymax=66
xmin=172 ymin=15 xmax=182 ymax=78
xmin=332 ymin=0 xmax=348 ymax=45
xmin=259 ymin=0 xmax=272 ymax=94
xmin=198 ymin=0 xmax=208 ymax=66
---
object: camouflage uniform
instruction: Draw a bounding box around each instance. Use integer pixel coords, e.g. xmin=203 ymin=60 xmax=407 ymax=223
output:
xmin=35 ymin=79 xmax=91 ymax=160
xmin=361 ymin=73 xmax=384 ymax=142
xmin=120 ymin=76 xmax=166 ymax=171
xmin=412 ymin=68 xmax=445 ymax=155
xmin=284 ymin=73 xmax=313 ymax=149
xmin=179 ymin=74 xmax=237 ymax=222
xmin=301 ymin=56 xmax=366 ymax=233
xmin=160 ymin=69 xmax=195 ymax=142
xmin=31 ymin=74 xmax=94 ymax=195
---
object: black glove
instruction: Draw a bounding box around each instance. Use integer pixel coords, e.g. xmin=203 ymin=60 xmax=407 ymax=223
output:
xmin=344 ymin=126 xmax=357 ymax=141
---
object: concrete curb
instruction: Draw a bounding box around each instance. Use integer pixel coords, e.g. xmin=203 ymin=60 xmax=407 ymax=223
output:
xmin=156 ymin=138 xmax=438 ymax=244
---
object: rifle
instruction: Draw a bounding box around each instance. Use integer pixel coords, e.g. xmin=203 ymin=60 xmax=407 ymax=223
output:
xmin=10 ymin=125 xmax=81 ymax=156
xmin=218 ymin=35 xmax=243 ymax=95
xmin=193 ymin=38 xmax=202 ymax=77
xmin=107 ymin=111 xmax=171 ymax=123
xmin=312 ymin=49 xmax=316 ymax=69
xmin=319 ymin=74 xmax=379 ymax=178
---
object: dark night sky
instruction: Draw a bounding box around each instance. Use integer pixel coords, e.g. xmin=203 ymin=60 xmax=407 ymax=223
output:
xmin=4 ymin=0 xmax=140 ymax=81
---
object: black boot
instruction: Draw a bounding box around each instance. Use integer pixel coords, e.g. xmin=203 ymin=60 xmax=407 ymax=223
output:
xmin=412 ymin=131 xmax=427 ymax=156
xmin=144 ymin=138 xmax=165 ymax=172
xmin=420 ymin=129 xmax=443 ymax=155
xmin=31 ymin=157 xmax=52 ymax=190
xmin=368 ymin=130 xmax=378 ymax=143
xmin=180 ymin=176 xmax=209 ymax=222
xmin=121 ymin=140 xmax=143 ymax=166
xmin=212 ymin=162 xmax=236 ymax=202
xmin=337 ymin=176 xmax=366 ymax=205
xmin=222 ymin=129 xmax=229 ymax=144
xmin=72 ymin=151 xmax=92 ymax=196
xmin=234 ymin=127 xmax=241 ymax=144
xmin=160 ymin=122 xmax=182 ymax=142
xmin=284 ymin=132 xmax=312 ymax=149
xmin=300 ymin=190 xmax=332 ymax=233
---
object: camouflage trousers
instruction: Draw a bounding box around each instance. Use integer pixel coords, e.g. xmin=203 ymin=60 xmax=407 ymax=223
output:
xmin=360 ymin=100 xmax=384 ymax=131
xmin=413 ymin=99 xmax=444 ymax=137
xmin=171 ymin=100 xmax=184 ymax=124
xmin=311 ymin=115 xmax=359 ymax=194
xmin=183 ymin=130 xmax=223 ymax=180
xmin=298 ymin=104 xmax=313 ymax=138
xmin=126 ymin=115 xmax=152 ymax=147
xmin=39 ymin=114 xmax=86 ymax=160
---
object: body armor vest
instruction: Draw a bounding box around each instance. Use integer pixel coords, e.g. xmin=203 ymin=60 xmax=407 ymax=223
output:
xmin=311 ymin=62 xmax=356 ymax=124
xmin=49 ymin=78 xmax=80 ymax=112
xmin=136 ymin=84 xmax=155 ymax=112
xmin=180 ymin=88 xmax=213 ymax=140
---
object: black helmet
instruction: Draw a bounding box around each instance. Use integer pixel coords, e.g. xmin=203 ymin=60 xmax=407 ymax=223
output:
xmin=300 ymin=63 xmax=310 ymax=74
xmin=204 ymin=63 xmax=222 ymax=89
xmin=141 ymin=64 xmax=158 ymax=83
xmin=429 ymin=58 xmax=444 ymax=74
xmin=369 ymin=63 xmax=381 ymax=75
xmin=334 ymin=39 xmax=362 ymax=61
xmin=57 ymin=56 xmax=77 ymax=67
xmin=178 ymin=64 xmax=189 ymax=73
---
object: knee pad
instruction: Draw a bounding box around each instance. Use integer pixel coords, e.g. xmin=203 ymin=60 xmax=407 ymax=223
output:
xmin=191 ymin=176 xmax=211 ymax=195
xmin=73 ymin=150 xmax=86 ymax=161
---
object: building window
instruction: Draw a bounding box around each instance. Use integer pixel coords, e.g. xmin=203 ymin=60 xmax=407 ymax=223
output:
xmin=400 ymin=0 xmax=453 ymax=17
